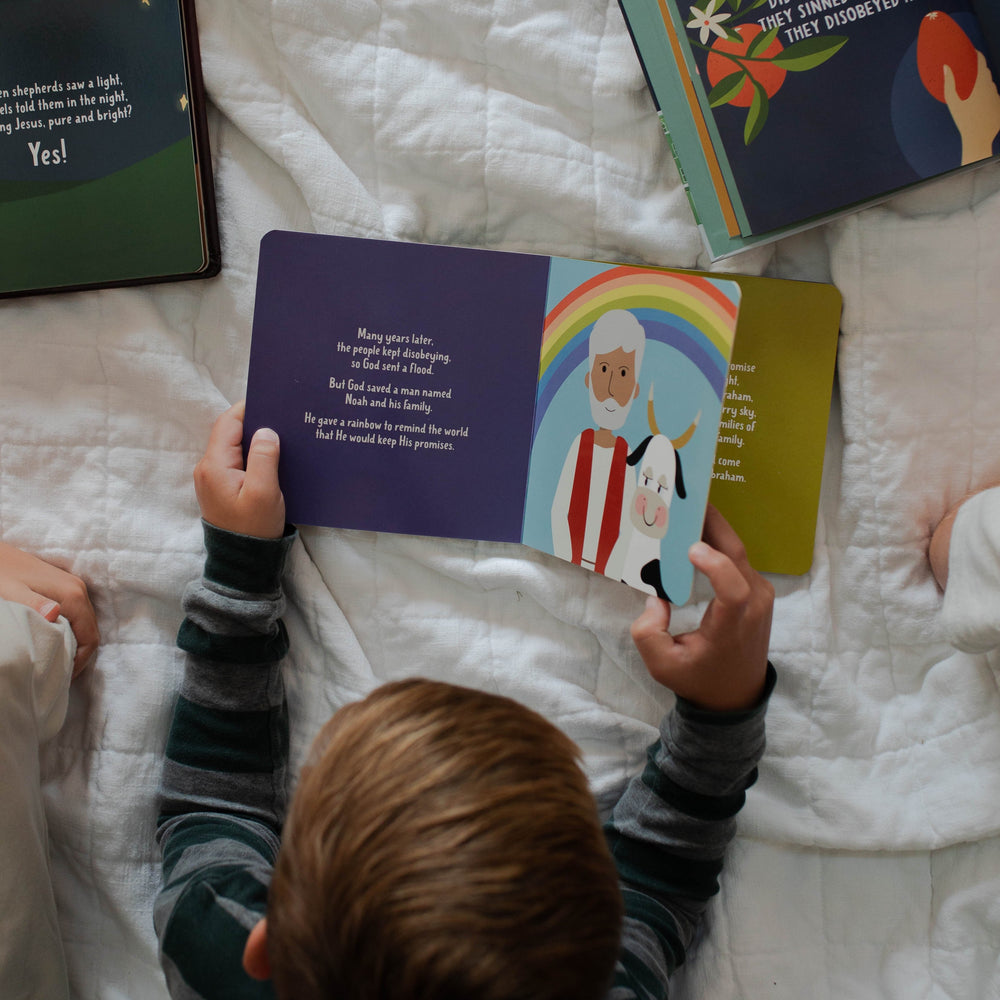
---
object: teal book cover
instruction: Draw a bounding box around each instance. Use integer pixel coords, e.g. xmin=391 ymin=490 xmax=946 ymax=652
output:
xmin=0 ymin=0 xmax=220 ymax=297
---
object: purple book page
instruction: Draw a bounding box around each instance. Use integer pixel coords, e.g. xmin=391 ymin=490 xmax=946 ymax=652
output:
xmin=244 ymin=231 xmax=549 ymax=543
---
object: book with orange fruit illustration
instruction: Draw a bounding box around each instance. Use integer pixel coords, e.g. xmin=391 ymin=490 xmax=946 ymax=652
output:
xmin=618 ymin=0 xmax=1000 ymax=259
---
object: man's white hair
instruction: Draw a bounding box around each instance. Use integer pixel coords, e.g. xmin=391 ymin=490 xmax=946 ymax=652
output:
xmin=588 ymin=310 xmax=645 ymax=378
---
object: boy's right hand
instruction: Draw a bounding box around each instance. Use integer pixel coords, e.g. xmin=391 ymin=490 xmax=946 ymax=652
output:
xmin=193 ymin=401 xmax=286 ymax=540
xmin=630 ymin=506 xmax=774 ymax=713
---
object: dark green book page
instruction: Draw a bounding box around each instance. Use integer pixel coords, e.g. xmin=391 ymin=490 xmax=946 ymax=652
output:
xmin=0 ymin=0 xmax=213 ymax=295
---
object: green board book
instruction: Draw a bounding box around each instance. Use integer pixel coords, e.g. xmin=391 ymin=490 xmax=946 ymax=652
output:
xmin=0 ymin=0 xmax=220 ymax=297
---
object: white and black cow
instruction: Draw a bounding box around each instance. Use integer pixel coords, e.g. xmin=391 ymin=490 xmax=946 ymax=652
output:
xmin=617 ymin=387 xmax=698 ymax=601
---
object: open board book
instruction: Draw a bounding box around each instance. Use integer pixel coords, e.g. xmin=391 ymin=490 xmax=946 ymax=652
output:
xmin=618 ymin=0 xmax=1000 ymax=260
xmin=0 ymin=0 xmax=219 ymax=297
xmin=244 ymin=232 xmax=841 ymax=604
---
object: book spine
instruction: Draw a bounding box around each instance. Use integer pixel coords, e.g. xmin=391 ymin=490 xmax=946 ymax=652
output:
xmin=658 ymin=112 xmax=701 ymax=227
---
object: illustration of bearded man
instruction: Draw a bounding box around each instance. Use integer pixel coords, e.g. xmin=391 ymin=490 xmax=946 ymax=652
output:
xmin=550 ymin=309 xmax=645 ymax=576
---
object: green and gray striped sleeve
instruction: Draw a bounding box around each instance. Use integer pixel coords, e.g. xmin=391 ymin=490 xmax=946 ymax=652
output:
xmin=604 ymin=664 xmax=775 ymax=1000
xmin=154 ymin=521 xmax=296 ymax=1000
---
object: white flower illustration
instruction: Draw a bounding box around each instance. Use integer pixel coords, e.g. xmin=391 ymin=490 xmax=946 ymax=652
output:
xmin=687 ymin=1 xmax=731 ymax=44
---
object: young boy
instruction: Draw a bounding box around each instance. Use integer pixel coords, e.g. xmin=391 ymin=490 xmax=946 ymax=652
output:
xmin=154 ymin=401 xmax=775 ymax=1000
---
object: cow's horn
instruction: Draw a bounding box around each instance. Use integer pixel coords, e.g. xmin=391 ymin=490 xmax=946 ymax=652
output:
xmin=647 ymin=383 xmax=700 ymax=448
xmin=646 ymin=383 xmax=660 ymax=436
xmin=672 ymin=412 xmax=700 ymax=449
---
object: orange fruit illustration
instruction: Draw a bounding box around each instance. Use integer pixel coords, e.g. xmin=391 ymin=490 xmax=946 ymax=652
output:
xmin=706 ymin=24 xmax=786 ymax=108
xmin=917 ymin=11 xmax=978 ymax=103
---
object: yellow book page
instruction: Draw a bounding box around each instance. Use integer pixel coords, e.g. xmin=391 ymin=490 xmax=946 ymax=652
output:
xmin=707 ymin=275 xmax=842 ymax=575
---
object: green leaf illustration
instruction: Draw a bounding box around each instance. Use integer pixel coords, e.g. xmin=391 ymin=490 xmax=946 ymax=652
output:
xmin=771 ymin=35 xmax=848 ymax=72
xmin=708 ymin=70 xmax=748 ymax=107
xmin=744 ymin=81 xmax=769 ymax=144
xmin=747 ymin=24 xmax=781 ymax=57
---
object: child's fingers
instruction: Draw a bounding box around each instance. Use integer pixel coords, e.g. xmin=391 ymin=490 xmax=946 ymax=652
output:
xmin=701 ymin=506 xmax=752 ymax=575
xmin=688 ymin=540 xmax=751 ymax=610
xmin=0 ymin=578 xmax=98 ymax=676
xmin=245 ymin=427 xmax=280 ymax=476
xmin=32 ymin=569 xmax=100 ymax=675
xmin=193 ymin=403 xmax=248 ymax=510
xmin=0 ymin=579 xmax=58 ymax=620
xmin=57 ymin=586 xmax=100 ymax=676
xmin=239 ymin=428 xmax=286 ymax=538
xmin=630 ymin=596 xmax=680 ymax=676
xmin=200 ymin=401 xmax=248 ymax=473
xmin=631 ymin=595 xmax=672 ymax=644
xmin=243 ymin=428 xmax=282 ymax=502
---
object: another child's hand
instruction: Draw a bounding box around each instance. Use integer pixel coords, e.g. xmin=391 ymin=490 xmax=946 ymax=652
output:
xmin=929 ymin=481 xmax=1000 ymax=590
xmin=193 ymin=401 xmax=286 ymax=539
xmin=0 ymin=542 xmax=100 ymax=677
xmin=929 ymin=500 xmax=960 ymax=590
xmin=630 ymin=506 xmax=773 ymax=713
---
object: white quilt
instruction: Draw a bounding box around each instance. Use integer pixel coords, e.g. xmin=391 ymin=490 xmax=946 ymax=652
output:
xmin=2 ymin=0 xmax=999 ymax=996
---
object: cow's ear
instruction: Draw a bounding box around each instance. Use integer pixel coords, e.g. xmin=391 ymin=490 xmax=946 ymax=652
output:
xmin=627 ymin=436 xmax=652 ymax=466
xmin=675 ymin=451 xmax=686 ymax=499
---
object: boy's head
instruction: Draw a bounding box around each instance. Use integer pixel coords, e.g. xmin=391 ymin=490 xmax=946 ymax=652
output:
xmin=266 ymin=678 xmax=623 ymax=1000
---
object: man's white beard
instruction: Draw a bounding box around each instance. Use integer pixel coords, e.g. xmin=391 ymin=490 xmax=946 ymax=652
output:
xmin=590 ymin=386 xmax=633 ymax=432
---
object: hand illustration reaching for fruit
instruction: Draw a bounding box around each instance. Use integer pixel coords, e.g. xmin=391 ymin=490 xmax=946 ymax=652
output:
xmin=918 ymin=11 xmax=1000 ymax=167
xmin=944 ymin=53 xmax=1000 ymax=166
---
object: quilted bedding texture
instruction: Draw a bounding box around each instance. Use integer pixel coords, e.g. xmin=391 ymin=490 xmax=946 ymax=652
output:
xmin=1 ymin=0 xmax=999 ymax=997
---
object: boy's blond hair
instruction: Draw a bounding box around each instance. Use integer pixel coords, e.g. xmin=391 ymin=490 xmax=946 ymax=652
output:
xmin=268 ymin=678 xmax=623 ymax=1000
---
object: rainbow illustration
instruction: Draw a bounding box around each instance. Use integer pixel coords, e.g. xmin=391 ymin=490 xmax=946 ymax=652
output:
xmin=533 ymin=264 xmax=739 ymax=435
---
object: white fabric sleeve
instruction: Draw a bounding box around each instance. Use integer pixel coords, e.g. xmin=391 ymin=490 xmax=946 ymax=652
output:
xmin=940 ymin=487 xmax=1000 ymax=654
xmin=0 ymin=600 xmax=76 ymax=1000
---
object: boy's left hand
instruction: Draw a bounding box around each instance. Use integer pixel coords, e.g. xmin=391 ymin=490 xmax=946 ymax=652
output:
xmin=193 ymin=401 xmax=286 ymax=539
